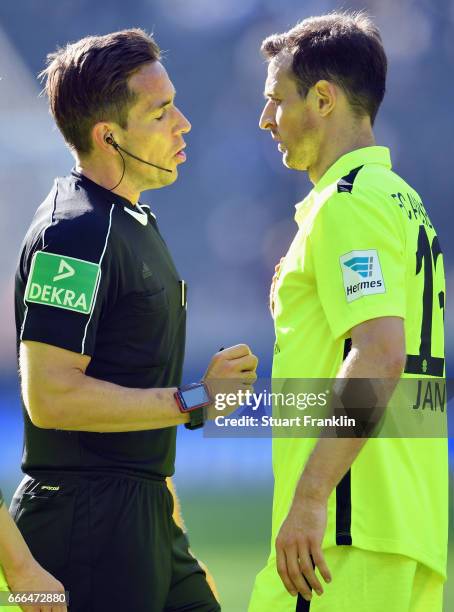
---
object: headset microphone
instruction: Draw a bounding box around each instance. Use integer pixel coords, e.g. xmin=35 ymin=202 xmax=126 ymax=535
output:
xmin=105 ymin=134 xmax=173 ymax=173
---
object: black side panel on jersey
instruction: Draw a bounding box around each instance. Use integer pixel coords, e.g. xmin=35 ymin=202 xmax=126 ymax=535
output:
xmin=343 ymin=338 xmax=352 ymax=360
xmin=335 ymin=338 xmax=353 ymax=546
xmin=336 ymin=470 xmax=352 ymax=546
xmin=296 ymin=594 xmax=311 ymax=610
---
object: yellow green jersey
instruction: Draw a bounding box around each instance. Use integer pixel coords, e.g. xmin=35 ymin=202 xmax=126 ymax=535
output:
xmin=249 ymin=146 xmax=447 ymax=611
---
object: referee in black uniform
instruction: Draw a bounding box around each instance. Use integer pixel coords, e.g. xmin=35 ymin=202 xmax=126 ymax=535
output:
xmin=11 ymin=29 xmax=258 ymax=612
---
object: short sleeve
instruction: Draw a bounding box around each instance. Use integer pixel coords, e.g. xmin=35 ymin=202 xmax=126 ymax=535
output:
xmin=310 ymin=190 xmax=406 ymax=340
xmin=20 ymin=208 xmax=116 ymax=356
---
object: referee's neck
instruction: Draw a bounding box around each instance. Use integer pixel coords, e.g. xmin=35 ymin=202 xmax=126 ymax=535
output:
xmin=75 ymin=160 xmax=140 ymax=205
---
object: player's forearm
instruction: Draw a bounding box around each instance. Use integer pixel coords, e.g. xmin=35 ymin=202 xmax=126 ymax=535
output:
xmin=27 ymin=370 xmax=188 ymax=432
xmin=293 ymin=345 xmax=404 ymax=506
xmin=0 ymin=502 xmax=35 ymax=577
xmin=293 ymin=437 xmax=367 ymax=505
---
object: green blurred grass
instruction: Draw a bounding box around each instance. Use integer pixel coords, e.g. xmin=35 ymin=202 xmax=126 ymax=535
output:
xmin=180 ymin=488 xmax=272 ymax=611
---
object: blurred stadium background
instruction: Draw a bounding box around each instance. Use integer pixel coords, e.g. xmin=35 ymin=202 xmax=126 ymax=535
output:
xmin=0 ymin=0 xmax=453 ymax=609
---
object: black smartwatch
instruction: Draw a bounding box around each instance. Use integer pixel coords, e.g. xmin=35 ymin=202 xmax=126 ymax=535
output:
xmin=174 ymin=382 xmax=212 ymax=430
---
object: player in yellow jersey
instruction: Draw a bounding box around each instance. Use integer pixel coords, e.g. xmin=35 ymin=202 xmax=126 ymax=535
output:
xmin=249 ymin=11 xmax=447 ymax=612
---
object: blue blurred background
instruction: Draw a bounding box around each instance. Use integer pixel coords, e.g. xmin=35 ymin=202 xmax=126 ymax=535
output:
xmin=0 ymin=0 xmax=453 ymax=609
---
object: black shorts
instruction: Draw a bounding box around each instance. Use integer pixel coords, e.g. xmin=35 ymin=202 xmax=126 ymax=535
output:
xmin=10 ymin=471 xmax=220 ymax=612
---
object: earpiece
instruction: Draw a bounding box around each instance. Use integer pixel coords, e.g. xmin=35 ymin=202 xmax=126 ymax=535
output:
xmin=105 ymin=134 xmax=117 ymax=147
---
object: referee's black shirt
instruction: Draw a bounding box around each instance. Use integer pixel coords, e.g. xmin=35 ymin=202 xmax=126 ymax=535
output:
xmin=15 ymin=171 xmax=187 ymax=477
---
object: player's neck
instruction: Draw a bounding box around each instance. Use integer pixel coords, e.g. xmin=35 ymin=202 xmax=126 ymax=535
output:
xmin=75 ymin=159 xmax=140 ymax=205
xmin=309 ymin=123 xmax=375 ymax=186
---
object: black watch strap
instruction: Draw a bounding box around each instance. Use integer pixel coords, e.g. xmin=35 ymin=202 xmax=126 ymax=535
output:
xmin=184 ymin=406 xmax=207 ymax=430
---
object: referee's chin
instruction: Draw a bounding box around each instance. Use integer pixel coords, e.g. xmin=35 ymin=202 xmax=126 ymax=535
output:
xmin=143 ymin=171 xmax=178 ymax=191
xmin=157 ymin=167 xmax=179 ymax=188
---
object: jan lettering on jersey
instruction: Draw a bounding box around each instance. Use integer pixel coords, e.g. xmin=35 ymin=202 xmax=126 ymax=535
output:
xmin=412 ymin=379 xmax=445 ymax=412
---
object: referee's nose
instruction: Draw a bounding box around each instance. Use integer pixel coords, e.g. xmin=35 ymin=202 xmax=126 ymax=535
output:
xmin=174 ymin=106 xmax=191 ymax=134
xmin=259 ymin=99 xmax=276 ymax=131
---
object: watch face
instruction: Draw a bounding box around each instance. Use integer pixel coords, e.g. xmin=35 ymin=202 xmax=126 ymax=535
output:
xmin=181 ymin=385 xmax=210 ymax=411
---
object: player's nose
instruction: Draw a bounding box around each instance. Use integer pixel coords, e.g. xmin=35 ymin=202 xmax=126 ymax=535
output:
xmin=259 ymin=100 xmax=276 ymax=131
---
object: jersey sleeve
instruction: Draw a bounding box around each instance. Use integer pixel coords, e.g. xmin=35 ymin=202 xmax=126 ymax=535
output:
xmin=309 ymin=188 xmax=406 ymax=340
xmin=19 ymin=209 xmax=116 ymax=356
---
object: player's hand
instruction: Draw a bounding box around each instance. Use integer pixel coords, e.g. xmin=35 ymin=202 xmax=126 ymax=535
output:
xmin=275 ymin=497 xmax=332 ymax=602
xmin=4 ymin=556 xmax=67 ymax=611
xmin=270 ymin=257 xmax=284 ymax=316
xmin=203 ymin=344 xmax=258 ymax=417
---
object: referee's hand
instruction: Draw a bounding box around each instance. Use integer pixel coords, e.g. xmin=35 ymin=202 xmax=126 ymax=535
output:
xmin=204 ymin=344 xmax=258 ymax=382
xmin=275 ymin=498 xmax=332 ymax=602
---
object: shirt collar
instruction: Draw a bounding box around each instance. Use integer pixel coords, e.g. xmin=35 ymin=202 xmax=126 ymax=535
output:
xmin=294 ymin=146 xmax=392 ymax=223
xmin=71 ymin=169 xmax=132 ymax=207
xmin=314 ymin=146 xmax=391 ymax=193
xmin=71 ymin=169 xmax=156 ymax=218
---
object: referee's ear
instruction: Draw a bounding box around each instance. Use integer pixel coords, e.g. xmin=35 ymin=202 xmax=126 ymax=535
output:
xmin=91 ymin=122 xmax=119 ymax=155
xmin=312 ymin=79 xmax=337 ymax=118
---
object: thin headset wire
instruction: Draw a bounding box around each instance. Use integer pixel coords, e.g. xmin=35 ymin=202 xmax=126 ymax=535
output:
xmin=108 ymin=146 xmax=126 ymax=191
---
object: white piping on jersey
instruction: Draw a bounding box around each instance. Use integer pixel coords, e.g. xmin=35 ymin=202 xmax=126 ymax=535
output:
xmin=20 ymin=183 xmax=59 ymax=341
xmin=81 ymin=203 xmax=114 ymax=354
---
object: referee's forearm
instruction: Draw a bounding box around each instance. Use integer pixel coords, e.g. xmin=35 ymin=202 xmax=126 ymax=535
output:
xmin=27 ymin=373 xmax=189 ymax=432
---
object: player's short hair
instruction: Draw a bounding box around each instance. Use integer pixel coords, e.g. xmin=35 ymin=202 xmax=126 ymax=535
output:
xmin=261 ymin=12 xmax=387 ymax=125
xmin=40 ymin=29 xmax=161 ymax=154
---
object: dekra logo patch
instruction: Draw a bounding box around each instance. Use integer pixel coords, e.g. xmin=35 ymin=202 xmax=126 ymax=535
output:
xmin=25 ymin=252 xmax=100 ymax=314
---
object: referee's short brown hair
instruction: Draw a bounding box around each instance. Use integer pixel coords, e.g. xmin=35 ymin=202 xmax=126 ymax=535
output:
xmin=40 ymin=29 xmax=161 ymax=154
